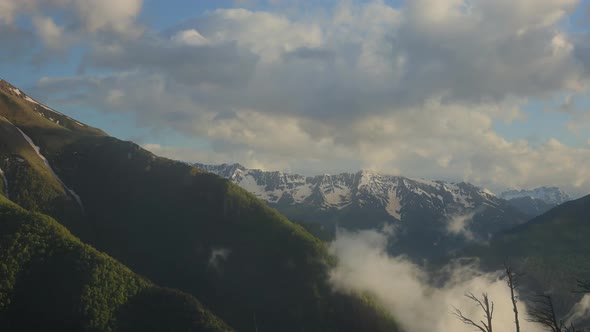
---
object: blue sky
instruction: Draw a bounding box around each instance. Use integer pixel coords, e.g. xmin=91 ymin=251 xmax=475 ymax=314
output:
xmin=1 ymin=0 xmax=590 ymax=195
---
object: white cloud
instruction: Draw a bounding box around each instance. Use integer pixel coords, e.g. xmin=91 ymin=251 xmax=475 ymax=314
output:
xmin=72 ymin=0 xmax=142 ymax=36
xmin=185 ymin=8 xmax=324 ymax=62
xmin=447 ymin=211 xmax=477 ymax=241
xmin=33 ymin=16 xmax=65 ymax=49
xmin=328 ymin=229 xmax=547 ymax=332
xmin=24 ymin=1 xmax=590 ymax=195
xmin=0 ymin=0 xmax=144 ymax=52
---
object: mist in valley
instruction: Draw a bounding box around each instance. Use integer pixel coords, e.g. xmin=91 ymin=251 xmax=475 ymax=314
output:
xmin=328 ymin=228 xmax=582 ymax=332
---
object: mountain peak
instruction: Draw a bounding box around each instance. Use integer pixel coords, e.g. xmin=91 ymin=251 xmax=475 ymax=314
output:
xmin=194 ymin=162 xmax=247 ymax=179
xmin=0 ymin=80 xmax=105 ymax=136
xmin=0 ymin=79 xmax=25 ymax=97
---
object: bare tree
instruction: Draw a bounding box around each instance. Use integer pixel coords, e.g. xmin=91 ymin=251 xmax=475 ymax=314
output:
xmin=527 ymin=294 xmax=561 ymax=332
xmin=576 ymin=280 xmax=590 ymax=294
xmin=452 ymin=292 xmax=494 ymax=332
xmin=505 ymin=264 xmax=521 ymax=332
xmin=526 ymin=294 xmax=580 ymax=332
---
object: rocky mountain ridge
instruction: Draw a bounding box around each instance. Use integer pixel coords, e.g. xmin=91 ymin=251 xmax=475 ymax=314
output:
xmin=195 ymin=163 xmax=500 ymax=221
xmin=195 ymin=163 xmax=529 ymax=261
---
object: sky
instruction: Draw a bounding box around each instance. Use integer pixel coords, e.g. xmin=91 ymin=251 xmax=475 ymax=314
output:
xmin=1 ymin=0 xmax=590 ymax=195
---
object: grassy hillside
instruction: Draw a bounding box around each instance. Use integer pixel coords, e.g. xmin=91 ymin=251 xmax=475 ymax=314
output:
xmin=0 ymin=87 xmax=95 ymax=236
xmin=0 ymin=195 xmax=232 ymax=332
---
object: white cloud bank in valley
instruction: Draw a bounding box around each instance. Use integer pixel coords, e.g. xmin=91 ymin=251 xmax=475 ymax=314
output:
xmin=328 ymin=229 xmax=559 ymax=332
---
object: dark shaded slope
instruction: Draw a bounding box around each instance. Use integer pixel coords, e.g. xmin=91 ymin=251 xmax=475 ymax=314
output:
xmin=0 ymin=80 xmax=106 ymax=236
xmin=0 ymin=195 xmax=232 ymax=332
xmin=0 ymin=81 xmax=399 ymax=331
xmin=505 ymin=196 xmax=557 ymax=218
xmin=49 ymin=136 xmax=398 ymax=332
xmin=471 ymin=194 xmax=590 ymax=313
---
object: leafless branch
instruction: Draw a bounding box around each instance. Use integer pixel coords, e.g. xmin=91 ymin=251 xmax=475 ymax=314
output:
xmin=452 ymin=306 xmax=488 ymax=332
xmin=452 ymin=292 xmax=494 ymax=332
xmin=527 ymin=294 xmax=561 ymax=332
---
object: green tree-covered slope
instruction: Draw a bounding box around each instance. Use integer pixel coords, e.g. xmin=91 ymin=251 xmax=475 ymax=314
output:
xmin=0 ymin=195 xmax=232 ymax=332
xmin=471 ymin=194 xmax=590 ymax=313
xmin=49 ymin=135 xmax=398 ymax=332
xmin=0 ymin=81 xmax=399 ymax=331
xmin=0 ymin=81 xmax=96 ymax=236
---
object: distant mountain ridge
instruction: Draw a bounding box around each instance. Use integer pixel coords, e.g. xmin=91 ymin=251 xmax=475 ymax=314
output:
xmin=473 ymin=193 xmax=590 ymax=317
xmin=499 ymin=187 xmax=572 ymax=217
xmin=195 ymin=163 xmax=528 ymax=260
xmin=500 ymin=186 xmax=571 ymax=205
xmin=195 ymin=163 xmax=499 ymax=219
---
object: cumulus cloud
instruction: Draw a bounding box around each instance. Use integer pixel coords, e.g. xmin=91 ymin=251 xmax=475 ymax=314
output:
xmin=0 ymin=0 xmax=143 ymax=57
xmin=18 ymin=0 xmax=590 ymax=194
xmin=71 ymin=0 xmax=143 ymax=36
xmin=33 ymin=16 xmax=65 ymax=49
xmin=328 ymin=229 xmax=549 ymax=332
xmin=175 ymin=8 xmax=324 ymax=63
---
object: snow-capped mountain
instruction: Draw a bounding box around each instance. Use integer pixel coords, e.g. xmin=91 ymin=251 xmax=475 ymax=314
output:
xmin=196 ymin=163 xmax=498 ymax=219
xmin=499 ymin=187 xmax=571 ymax=217
xmin=196 ymin=163 xmax=528 ymax=260
xmin=499 ymin=187 xmax=571 ymax=205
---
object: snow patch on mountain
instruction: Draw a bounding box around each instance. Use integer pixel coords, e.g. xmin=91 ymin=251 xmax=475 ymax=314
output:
xmin=14 ymin=126 xmax=84 ymax=210
xmin=9 ymin=87 xmax=23 ymax=96
xmin=292 ymin=182 xmax=314 ymax=203
xmin=445 ymin=185 xmax=475 ymax=208
xmin=385 ymin=187 xmax=401 ymax=220
xmin=234 ymin=171 xmax=285 ymax=204
xmin=1 ymin=80 xmax=86 ymax=127
xmin=318 ymin=175 xmax=353 ymax=209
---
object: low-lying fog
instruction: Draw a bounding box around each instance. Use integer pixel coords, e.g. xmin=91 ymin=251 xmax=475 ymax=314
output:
xmin=328 ymin=229 xmax=587 ymax=332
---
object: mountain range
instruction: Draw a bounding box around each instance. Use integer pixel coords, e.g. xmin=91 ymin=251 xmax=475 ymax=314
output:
xmin=195 ymin=163 xmax=531 ymax=260
xmin=500 ymin=187 xmax=572 ymax=217
xmin=197 ymin=162 xmax=590 ymax=316
xmin=0 ymin=79 xmax=399 ymax=331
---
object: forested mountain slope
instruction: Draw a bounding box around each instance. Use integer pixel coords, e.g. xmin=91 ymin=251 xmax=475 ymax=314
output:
xmin=0 ymin=80 xmax=398 ymax=331
xmin=0 ymin=195 xmax=232 ymax=332
xmin=472 ymin=194 xmax=590 ymax=314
